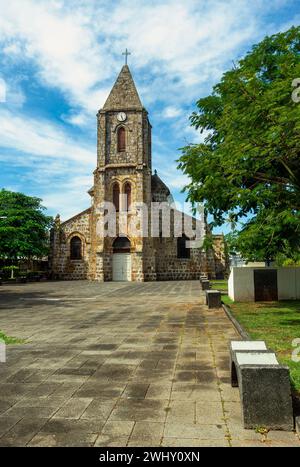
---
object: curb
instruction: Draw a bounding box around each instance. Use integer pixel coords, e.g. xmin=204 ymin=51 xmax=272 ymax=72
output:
xmin=222 ymin=303 xmax=251 ymax=340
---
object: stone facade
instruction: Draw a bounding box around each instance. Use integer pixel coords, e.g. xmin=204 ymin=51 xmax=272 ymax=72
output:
xmin=50 ymin=210 xmax=91 ymax=280
xmin=212 ymin=234 xmax=229 ymax=279
xmin=50 ymin=65 xmax=228 ymax=281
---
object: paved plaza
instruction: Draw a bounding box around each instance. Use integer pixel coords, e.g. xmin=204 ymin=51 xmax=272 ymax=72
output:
xmin=0 ymin=281 xmax=299 ymax=447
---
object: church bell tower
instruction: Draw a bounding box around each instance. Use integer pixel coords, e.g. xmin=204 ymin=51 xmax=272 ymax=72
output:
xmin=89 ymin=63 xmax=156 ymax=281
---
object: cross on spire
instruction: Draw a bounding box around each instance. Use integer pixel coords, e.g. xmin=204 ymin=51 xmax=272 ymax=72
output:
xmin=122 ymin=48 xmax=131 ymax=65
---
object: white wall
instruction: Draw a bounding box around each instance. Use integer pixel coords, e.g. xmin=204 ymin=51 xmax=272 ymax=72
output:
xmin=228 ymin=268 xmax=234 ymax=300
xmin=228 ymin=267 xmax=300 ymax=302
xmin=228 ymin=267 xmax=254 ymax=302
xmin=277 ymin=268 xmax=300 ymax=300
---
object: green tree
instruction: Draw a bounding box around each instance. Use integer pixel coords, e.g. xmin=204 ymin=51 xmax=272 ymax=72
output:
xmin=0 ymin=189 xmax=53 ymax=262
xmin=178 ymin=27 xmax=300 ymax=261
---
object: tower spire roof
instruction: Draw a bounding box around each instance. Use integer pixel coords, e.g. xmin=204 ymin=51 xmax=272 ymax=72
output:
xmin=102 ymin=65 xmax=143 ymax=111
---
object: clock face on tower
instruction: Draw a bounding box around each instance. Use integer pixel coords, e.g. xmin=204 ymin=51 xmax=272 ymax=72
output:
xmin=117 ymin=112 xmax=127 ymax=122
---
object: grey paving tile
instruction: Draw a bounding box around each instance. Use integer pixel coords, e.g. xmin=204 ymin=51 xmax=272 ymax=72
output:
xmin=0 ymin=415 xmax=22 ymax=437
xmin=0 ymin=418 xmax=48 ymax=446
xmin=81 ymin=398 xmax=117 ymax=420
xmin=110 ymin=399 xmax=168 ymax=422
xmin=0 ymin=280 xmax=296 ymax=447
xmin=53 ymin=397 xmax=93 ymax=419
xmin=162 ymin=437 xmax=228 ymax=447
xmin=40 ymin=418 xmax=103 ymax=434
xmin=122 ymin=383 xmax=149 ymax=399
xmin=101 ymin=420 xmax=134 ymax=437
xmin=164 ymin=422 xmax=227 ymax=440
xmin=29 ymin=432 xmax=98 ymax=447
xmin=94 ymin=435 xmax=129 ymax=447
xmin=129 ymin=421 xmax=164 ymax=444
xmin=167 ymin=401 xmax=196 ymax=422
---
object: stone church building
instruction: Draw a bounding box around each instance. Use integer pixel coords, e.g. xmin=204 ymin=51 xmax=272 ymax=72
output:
xmin=50 ymin=65 xmax=227 ymax=282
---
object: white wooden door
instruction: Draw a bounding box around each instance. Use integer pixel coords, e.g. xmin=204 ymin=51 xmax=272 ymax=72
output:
xmin=112 ymin=253 xmax=131 ymax=281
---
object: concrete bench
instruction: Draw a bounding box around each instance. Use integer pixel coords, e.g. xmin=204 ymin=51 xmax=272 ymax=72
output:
xmin=206 ymin=290 xmax=221 ymax=308
xmin=200 ymin=279 xmax=210 ymax=291
xmin=200 ymin=275 xmax=208 ymax=281
xmin=230 ymin=340 xmax=267 ymax=384
xmin=230 ymin=341 xmax=294 ymax=430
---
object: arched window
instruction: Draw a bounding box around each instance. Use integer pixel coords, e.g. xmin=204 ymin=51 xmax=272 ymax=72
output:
xmin=113 ymin=182 xmax=120 ymax=212
xmin=113 ymin=236 xmax=131 ymax=253
xmin=70 ymin=236 xmax=82 ymax=260
xmin=177 ymin=234 xmax=190 ymax=259
xmin=117 ymin=127 xmax=126 ymax=152
xmin=124 ymin=182 xmax=131 ymax=211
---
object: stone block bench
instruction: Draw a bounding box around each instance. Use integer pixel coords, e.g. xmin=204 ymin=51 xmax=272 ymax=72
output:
xmin=230 ymin=340 xmax=294 ymax=431
xmin=206 ymin=290 xmax=221 ymax=309
xmin=200 ymin=279 xmax=210 ymax=291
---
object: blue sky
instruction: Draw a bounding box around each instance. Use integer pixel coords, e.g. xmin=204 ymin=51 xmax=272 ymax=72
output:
xmin=0 ymin=0 xmax=299 ymax=235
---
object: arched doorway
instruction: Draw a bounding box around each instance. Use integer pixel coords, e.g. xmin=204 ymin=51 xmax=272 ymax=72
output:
xmin=70 ymin=236 xmax=82 ymax=260
xmin=112 ymin=236 xmax=131 ymax=281
xmin=177 ymin=234 xmax=190 ymax=259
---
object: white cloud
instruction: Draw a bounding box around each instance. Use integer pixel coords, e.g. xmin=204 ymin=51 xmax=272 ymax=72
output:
xmin=62 ymin=111 xmax=90 ymax=127
xmin=2 ymin=41 xmax=23 ymax=56
xmin=42 ymin=185 xmax=92 ymax=220
xmin=0 ymin=0 xmax=283 ymax=115
xmin=0 ymin=109 xmax=94 ymax=163
xmin=165 ymin=173 xmax=190 ymax=191
xmin=5 ymin=83 xmax=26 ymax=108
xmin=0 ymin=78 xmax=6 ymax=103
xmin=0 ymin=108 xmax=95 ymax=219
xmin=0 ymin=0 xmax=295 ymax=220
xmin=163 ymin=106 xmax=182 ymax=118
xmin=0 ymin=0 xmax=111 ymax=113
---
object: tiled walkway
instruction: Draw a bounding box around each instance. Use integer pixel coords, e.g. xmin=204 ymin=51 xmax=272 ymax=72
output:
xmin=0 ymin=281 xmax=299 ymax=447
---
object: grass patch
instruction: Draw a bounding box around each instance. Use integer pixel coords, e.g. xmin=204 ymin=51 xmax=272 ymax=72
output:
xmin=222 ymin=295 xmax=233 ymax=306
xmin=208 ymin=278 xmax=300 ymax=394
xmin=0 ymin=330 xmax=25 ymax=345
xmin=227 ymin=300 xmax=300 ymax=394
xmin=210 ymin=279 xmax=228 ymax=291
xmin=210 ymin=279 xmax=232 ymax=305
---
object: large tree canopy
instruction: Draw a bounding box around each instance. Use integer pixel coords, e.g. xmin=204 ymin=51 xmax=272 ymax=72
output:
xmin=0 ymin=189 xmax=53 ymax=261
xmin=178 ymin=27 xmax=300 ymax=261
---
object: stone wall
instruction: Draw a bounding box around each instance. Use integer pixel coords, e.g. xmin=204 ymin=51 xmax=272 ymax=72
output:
xmin=50 ymin=203 xmax=225 ymax=282
xmin=132 ymin=252 xmax=144 ymax=281
xmin=50 ymin=209 xmax=91 ymax=280
xmin=98 ymin=111 xmax=146 ymax=166
xmin=212 ymin=234 xmax=229 ymax=279
xmin=153 ymin=236 xmax=207 ymax=280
